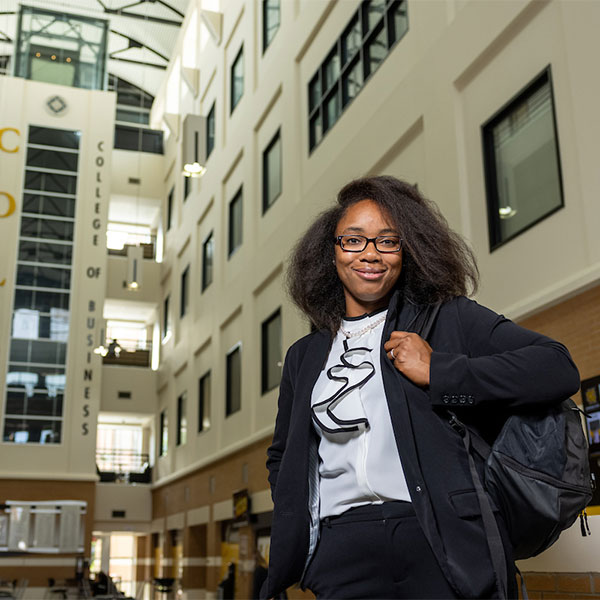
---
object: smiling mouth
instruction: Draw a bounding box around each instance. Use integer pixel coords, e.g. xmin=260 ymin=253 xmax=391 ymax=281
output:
xmin=354 ymin=269 xmax=386 ymax=281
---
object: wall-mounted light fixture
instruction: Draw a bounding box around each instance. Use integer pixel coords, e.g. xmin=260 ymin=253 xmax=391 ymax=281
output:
xmin=182 ymin=114 xmax=207 ymax=178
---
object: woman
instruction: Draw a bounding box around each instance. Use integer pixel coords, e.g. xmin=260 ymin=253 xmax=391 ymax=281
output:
xmin=262 ymin=176 xmax=579 ymax=599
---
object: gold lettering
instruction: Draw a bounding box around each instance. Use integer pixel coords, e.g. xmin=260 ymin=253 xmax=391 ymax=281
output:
xmin=0 ymin=128 xmax=20 ymax=153
xmin=0 ymin=192 xmax=16 ymax=218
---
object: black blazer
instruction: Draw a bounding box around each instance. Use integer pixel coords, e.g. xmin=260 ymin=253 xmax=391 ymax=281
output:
xmin=263 ymin=293 xmax=580 ymax=599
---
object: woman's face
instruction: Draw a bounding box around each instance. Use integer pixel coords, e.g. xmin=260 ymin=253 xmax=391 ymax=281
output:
xmin=334 ymin=199 xmax=403 ymax=317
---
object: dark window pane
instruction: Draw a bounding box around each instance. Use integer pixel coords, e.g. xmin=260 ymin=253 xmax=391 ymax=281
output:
xmin=184 ymin=174 xmax=191 ymax=200
xmin=263 ymin=0 xmax=280 ymax=50
xmin=22 ymin=193 xmax=76 ymax=218
xmin=159 ymin=410 xmax=168 ymax=456
xmin=262 ymin=310 xmax=281 ymax=393
xmin=228 ymin=189 xmax=243 ymax=255
xmin=231 ymin=46 xmax=244 ymax=112
xmin=323 ymin=47 xmax=340 ymax=91
xmin=28 ymin=340 xmax=67 ymax=365
xmin=16 ymin=264 xmax=71 ymax=289
xmin=116 ymin=108 xmax=150 ymax=124
xmin=198 ymin=371 xmax=211 ymax=432
xmin=28 ymin=126 xmax=80 ymax=149
xmin=202 ymin=233 xmax=214 ymax=291
xmin=5 ymin=389 xmax=26 ymax=415
xmin=483 ymin=70 xmax=563 ymax=249
xmin=342 ymin=58 xmax=363 ymax=107
xmin=324 ymin=90 xmax=341 ymax=132
xmin=177 ymin=392 xmax=187 ymax=445
xmin=114 ymin=125 xmax=140 ymax=151
xmin=180 ymin=266 xmax=189 ymax=318
xmin=24 ymin=170 xmax=77 ymax=194
xmin=19 ymin=240 xmax=73 ymax=264
xmin=388 ymin=0 xmax=408 ymax=46
xmin=27 ymin=391 xmax=63 ymax=417
xmin=9 ymin=339 xmax=29 ymax=362
xmin=365 ymin=23 xmax=387 ymax=77
xmin=226 ymin=347 xmax=241 ymax=416
xmin=163 ymin=295 xmax=171 ymax=338
xmin=342 ymin=16 xmax=361 ymax=65
xmin=167 ymin=188 xmax=174 ymax=230
xmin=309 ymin=74 xmax=321 ymax=114
xmin=15 ymin=289 xmax=69 ymax=312
xmin=362 ymin=0 xmax=386 ymax=35
xmin=310 ymin=113 xmax=323 ymax=150
xmin=141 ymin=129 xmax=163 ymax=154
xmin=206 ymin=103 xmax=215 ymax=158
xmin=263 ymin=131 xmax=282 ymax=212
xmin=3 ymin=418 xmax=61 ymax=443
xmin=20 ymin=217 xmax=74 ymax=241
xmin=26 ymin=147 xmax=78 ymax=172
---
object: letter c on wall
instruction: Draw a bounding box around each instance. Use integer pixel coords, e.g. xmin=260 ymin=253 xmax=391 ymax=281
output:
xmin=0 ymin=192 xmax=16 ymax=218
xmin=0 ymin=128 xmax=20 ymax=153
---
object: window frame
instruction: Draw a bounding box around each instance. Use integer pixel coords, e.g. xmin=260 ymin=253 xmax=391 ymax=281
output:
xmin=163 ymin=295 xmax=171 ymax=340
xmin=183 ymin=173 xmax=191 ymax=201
xmin=481 ymin=65 xmax=564 ymax=251
xmin=228 ymin=187 xmax=243 ymax=257
xmin=262 ymin=129 xmax=282 ymax=214
xmin=307 ymin=0 xmax=408 ymax=154
xmin=261 ymin=308 xmax=282 ymax=394
xmin=206 ymin=102 xmax=215 ymax=159
xmin=176 ymin=391 xmax=187 ymax=446
xmin=198 ymin=370 xmax=211 ymax=433
xmin=262 ymin=0 xmax=281 ymax=53
xmin=202 ymin=231 xmax=214 ymax=292
xmin=230 ymin=45 xmax=244 ymax=114
xmin=225 ymin=343 xmax=242 ymax=417
xmin=166 ymin=186 xmax=174 ymax=230
xmin=180 ymin=265 xmax=190 ymax=318
xmin=159 ymin=409 xmax=168 ymax=457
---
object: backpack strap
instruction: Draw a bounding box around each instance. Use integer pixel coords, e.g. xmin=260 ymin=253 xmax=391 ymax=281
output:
xmin=449 ymin=415 xmax=509 ymax=600
xmin=409 ymin=301 xmax=442 ymax=340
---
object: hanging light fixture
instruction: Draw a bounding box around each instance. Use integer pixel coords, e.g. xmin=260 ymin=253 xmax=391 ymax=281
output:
xmin=182 ymin=114 xmax=207 ymax=178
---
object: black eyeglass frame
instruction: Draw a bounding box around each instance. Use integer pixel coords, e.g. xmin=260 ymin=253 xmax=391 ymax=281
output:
xmin=335 ymin=235 xmax=403 ymax=253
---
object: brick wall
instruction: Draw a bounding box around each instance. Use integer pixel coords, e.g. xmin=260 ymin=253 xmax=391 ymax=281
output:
xmin=520 ymin=572 xmax=600 ymax=599
xmin=518 ymin=284 xmax=600 ymax=381
xmin=519 ymin=285 xmax=600 ymax=600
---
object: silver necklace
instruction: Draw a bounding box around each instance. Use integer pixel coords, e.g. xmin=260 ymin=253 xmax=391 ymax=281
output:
xmin=340 ymin=313 xmax=387 ymax=339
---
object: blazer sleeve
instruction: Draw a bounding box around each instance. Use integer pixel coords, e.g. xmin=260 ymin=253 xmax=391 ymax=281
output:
xmin=429 ymin=297 xmax=580 ymax=409
xmin=265 ymin=344 xmax=296 ymax=500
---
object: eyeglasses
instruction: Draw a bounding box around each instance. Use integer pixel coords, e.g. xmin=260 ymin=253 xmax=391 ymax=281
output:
xmin=335 ymin=235 xmax=402 ymax=253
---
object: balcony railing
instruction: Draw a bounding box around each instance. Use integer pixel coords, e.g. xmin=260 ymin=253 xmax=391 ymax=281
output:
xmin=107 ymin=241 xmax=156 ymax=260
xmin=102 ymin=339 xmax=151 ymax=367
xmin=96 ymin=450 xmax=151 ymax=484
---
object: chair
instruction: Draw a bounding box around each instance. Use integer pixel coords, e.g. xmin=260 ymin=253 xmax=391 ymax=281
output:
xmin=46 ymin=578 xmax=67 ymax=600
xmin=12 ymin=580 xmax=27 ymax=600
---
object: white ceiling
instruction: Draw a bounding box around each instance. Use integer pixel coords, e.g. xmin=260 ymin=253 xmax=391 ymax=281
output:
xmin=0 ymin=0 xmax=190 ymax=96
xmin=103 ymin=298 xmax=157 ymax=323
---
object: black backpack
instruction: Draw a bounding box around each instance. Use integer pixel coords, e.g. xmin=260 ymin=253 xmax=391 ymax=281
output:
xmin=419 ymin=303 xmax=594 ymax=599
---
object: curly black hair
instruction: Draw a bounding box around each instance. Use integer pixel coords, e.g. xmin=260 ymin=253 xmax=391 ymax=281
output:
xmin=287 ymin=175 xmax=479 ymax=334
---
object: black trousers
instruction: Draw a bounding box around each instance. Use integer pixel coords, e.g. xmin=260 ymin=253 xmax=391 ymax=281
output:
xmin=302 ymin=501 xmax=459 ymax=599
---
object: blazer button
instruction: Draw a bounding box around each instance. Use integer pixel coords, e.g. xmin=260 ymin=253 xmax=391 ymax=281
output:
xmin=415 ymin=486 xmax=422 ymax=492
xmin=442 ymin=394 xmax=449 ymax=404
xmin=451 ymin=395 xmax=458 ymax=404
xmin=468 ymin=395 xmax=474 ymax=404
xmin=459 ymin=394 xmax=467 ymax=404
